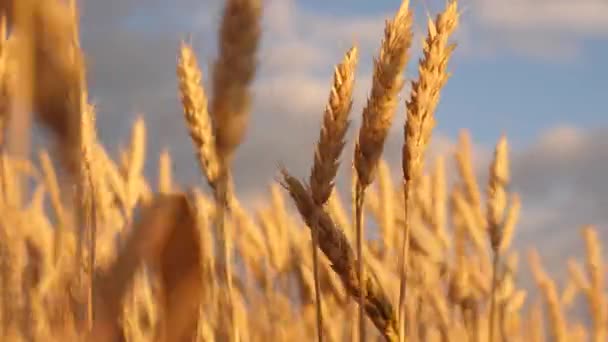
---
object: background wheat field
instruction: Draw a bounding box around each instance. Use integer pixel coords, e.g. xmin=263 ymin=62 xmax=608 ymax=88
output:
xmin=0 ymin=0 xmax=606 ymax=341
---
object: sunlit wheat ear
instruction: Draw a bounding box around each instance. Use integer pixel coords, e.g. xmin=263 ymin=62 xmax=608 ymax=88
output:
xmin=487 ymin=135 xmax=509 ymax=252
xmin=485 ymin=135 xmax=510 ymax=339
xmin=352 ymin=1 xmax=413 ymax=337
xmin=354 ymin=0 xmax=413 ymax=188
xmin=177 ymin=42 xmax=221 ymax=190
xmin=307 ymin=45 xmax=358 ymax=342
xmin=528 ymin=250 xmax=567 ymax=342
xmin=581 ymin=226 xmax=606 ymax=342
xmin=310 ymin=46 xmax=358 ymax=206
xmin=455 ymin=130 xmax=485 ymax=227
xmin=402 ymin=1 xmax=459 ymax=186
xmin=398 ymin=2 xmax=459 ymax=339
xmin=210 ymin=0 xmax=262 ymax=166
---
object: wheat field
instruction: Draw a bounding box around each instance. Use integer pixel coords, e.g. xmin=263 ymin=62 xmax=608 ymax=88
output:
xmin=0 ymin=0 xmax=605 ymax=341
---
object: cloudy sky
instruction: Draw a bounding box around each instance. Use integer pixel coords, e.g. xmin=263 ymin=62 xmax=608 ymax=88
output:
xmin=77 ymin=0 xmax=607 ymax=276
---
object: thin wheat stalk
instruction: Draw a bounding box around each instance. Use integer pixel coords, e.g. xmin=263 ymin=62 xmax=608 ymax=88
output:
xmin=398 ymin=2 xmax=459 ymax=340
xmin=79 ymin=98 xmax=98 ymax=331
xmin=38 ymin=150 xmax=66 ymax=263
xmin=354 ymin=179 xmax=366 ymax=340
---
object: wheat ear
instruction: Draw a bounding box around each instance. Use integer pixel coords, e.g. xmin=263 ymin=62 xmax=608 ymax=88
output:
xmin=307 ymin=46 xmax=358 ymax=341
xmin=529 ymin=250 xmax=567 ymax=342
xmin=210 ymin=1 xmax=262 ymax=339
xmin=398 ymin=2 xmax=459 ymax=340
xmin=581 ymin=227 xmax=606 ymax=342
xmin=310 ymin=46 xmax=358 ymax=205
xmin=210 ymin=0 xmax=261 ymax=165
xmin=177 ymin=42 xmax=221 ymax=190
xmin=487 ymin=135 xmax=509 ymax=342
xmin=353 ymin=2 xmax=413 ymax=337
xmin=281 ymin=169 xmax=398 ymax=341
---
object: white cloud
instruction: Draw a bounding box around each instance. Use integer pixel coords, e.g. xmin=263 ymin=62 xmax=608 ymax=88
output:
xmin=476 ymin=0 xmax=608 ymax=36
xmin=468 ymin=0 xmax=608 ymax=60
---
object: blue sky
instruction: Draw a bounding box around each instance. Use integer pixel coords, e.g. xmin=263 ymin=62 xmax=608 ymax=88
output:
xmin=81 ymin=0 xmax=608 ymax=147
xmin=77 ymin=0 xmax=608 ymax=274
xmin=276 ymin=0 xmax=608 ymax=146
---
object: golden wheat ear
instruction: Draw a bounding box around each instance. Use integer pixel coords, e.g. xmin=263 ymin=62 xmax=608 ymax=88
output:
xmin=306 ymin=45 xmax=358 ymax=341
xmin=177 ymin=42 xmax=221 ymax=192
xmin=350 ymin=2 xmax=413 ymax=338
xmin=310 ymin=46 xmax=358 ymax=206
xmin=354 ymin=0 xmax=413 ymax=188
xmin=398 ymin=2 xmax=459 ymax=339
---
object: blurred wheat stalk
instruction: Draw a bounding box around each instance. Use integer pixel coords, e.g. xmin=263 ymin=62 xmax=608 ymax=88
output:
xmin=0 ymin=0 xmax=605 ymax=341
